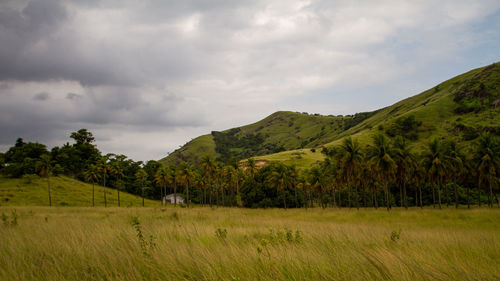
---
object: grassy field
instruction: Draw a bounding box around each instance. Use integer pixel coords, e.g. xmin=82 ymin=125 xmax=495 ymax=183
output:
xmin=0 ymin=206 xmax=498 ymax=280
xmin=0 ymin=176 xmax=159 ymax=207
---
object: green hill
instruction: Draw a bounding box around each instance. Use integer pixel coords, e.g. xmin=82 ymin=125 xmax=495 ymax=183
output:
xmin=0 ymin=175 xmax=159 ymax=207
xmin=161 ymin=62 xmax=500 ymax=167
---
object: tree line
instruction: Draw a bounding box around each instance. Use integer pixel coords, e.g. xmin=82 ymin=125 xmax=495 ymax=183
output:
xmin=0 ymin=129 xmax=498 ymax=209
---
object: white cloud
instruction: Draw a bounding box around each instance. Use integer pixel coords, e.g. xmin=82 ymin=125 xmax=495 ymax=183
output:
xmin=0 ymin=0 xmax=499 ymax=161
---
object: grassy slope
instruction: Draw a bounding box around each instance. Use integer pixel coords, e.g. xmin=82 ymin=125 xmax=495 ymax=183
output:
xmin=160 ymin=111 xmax=347 ymax=165
xmin=256 ymin=63 xmax=500 ymax=168
xmin=160 ymin=134 xmax=217 ymax=166
xmin=0 ymin=206 xmax=498 ymax=280
xmin=161 ymin=63 xmax=500 ymax=168
xmin=0 ymin=176 xmax=159 ymax=207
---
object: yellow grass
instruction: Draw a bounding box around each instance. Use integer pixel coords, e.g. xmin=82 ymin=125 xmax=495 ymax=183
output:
xmin=0 ymin=207 xmax=499 ymax=280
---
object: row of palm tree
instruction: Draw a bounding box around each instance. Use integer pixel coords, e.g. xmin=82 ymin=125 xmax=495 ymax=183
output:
xmin=37 ymin=133 xmax=499 ymax=209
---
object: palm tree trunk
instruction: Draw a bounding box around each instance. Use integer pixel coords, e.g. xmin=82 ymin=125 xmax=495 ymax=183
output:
xmin=355 ymin=186 xmax=359 ymax=210
xmin=489 ymin=176 xmax=493 ymax=208
xmin=385 ymin=184 xmax=390 ymax=211
xmin=294 ymin=185 xmax=298 ymax=208
xmin=332 ymin=188 xmax=337 ymax=208
xmin=399 ymin=182 xmax=403 ymax=208
xmin=186 ymin=181 xmax=190 ymax=208
xmin=437 ymin=182 xmax=442 ymax=209
xmin=467 ymin=185 xmax=470 ymax=209
xmin=403 ymin=181 xmax=408 ymax=210
xmin=209 ymin=184 xmax=213 ymax=208
xmin=174 ymin=182 xmax=177 ymax=207
xmin=103 ymin=174 xmax=107 ymax=208
xmin=415 ymin=188 xmax=417 ymax=207
xmin=142 ymin=184 xmax=145 ymax=207
xmin=478 ymin=178 xmax=481 ymax=207
xmin=47 ymin=175 xmax=51 ymax=207
xmin=118 ymin=190 xmax=120 ymax=207
xmin=454 ymin=178 xmax=458 ymax=209
xmin=283 ymin=193 xmax=287 ymax=210
xmin=303 ymin=189 xmax=308 ymax=210
xmin=432 ymin=184 xmax=435 ymax=208
xmin=160 ymin=183 xmax=164 ymax=206
xmin=419 ymin=185 xmax=423 ymax=209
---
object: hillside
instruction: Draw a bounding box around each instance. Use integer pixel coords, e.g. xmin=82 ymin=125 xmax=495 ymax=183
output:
xmin=0 ymin=175 xmax=159 ymax=207
xmin=161 ymin=62 xmax=500 ymax=167
xmin=161 ymin=111 xmax=377 ymax=165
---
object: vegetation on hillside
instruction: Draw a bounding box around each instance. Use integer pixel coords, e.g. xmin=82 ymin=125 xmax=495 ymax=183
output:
xmin=161 ymin=63 xmax=500 ymax=168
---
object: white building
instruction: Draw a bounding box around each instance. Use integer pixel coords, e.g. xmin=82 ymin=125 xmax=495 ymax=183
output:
xmin=163 ymin=194 xmax=185 ymax=204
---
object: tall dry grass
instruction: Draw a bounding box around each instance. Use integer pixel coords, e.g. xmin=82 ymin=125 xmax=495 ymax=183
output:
xmin=0 ymin=207 xmax=499 ymax=280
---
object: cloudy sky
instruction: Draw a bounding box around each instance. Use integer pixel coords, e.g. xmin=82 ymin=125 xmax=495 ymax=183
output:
xmin=1 ymin=0 xmax=499 ymax=161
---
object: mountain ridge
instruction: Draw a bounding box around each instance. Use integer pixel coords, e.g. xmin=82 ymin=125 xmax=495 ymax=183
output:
xmin=160 ymin=62 xmax=500 ymax=168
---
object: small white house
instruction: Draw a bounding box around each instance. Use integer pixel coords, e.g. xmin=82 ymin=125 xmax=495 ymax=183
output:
xmin=163 ymin=194 xmax=185 ymax=204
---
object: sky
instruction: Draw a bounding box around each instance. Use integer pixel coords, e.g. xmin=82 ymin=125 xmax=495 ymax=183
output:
xmin=0 ymin=0 xmax=499 ymax=162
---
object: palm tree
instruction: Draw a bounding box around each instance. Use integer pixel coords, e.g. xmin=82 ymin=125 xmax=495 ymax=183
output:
xmin=200 ymin=155 xmax=216 ymax=207
xmin=267 ymin=163 xmax=293 ymax=209
xmin=154 ymin=166 xmax=169 ymax=206
xmin=367 ymin=134 xmax=396 ymax=211
xmin=36 ymin=154 xmax=53 ymax=207
xmin=111 ymin=162 xmax=124 ymax=207
xmin=84 ymin=164 xmax=100 ymax=207
xmin=135 ymin=168 xmax=148 ymax=207
xmin=97 ymin=156 xmax=112 ymax=207
xmin=393 ymin=136 xmax=415 ymax=209
xmin=475 ymin=133 xmax=500 ymax=208
xmin=424 ymin=139 xmax=446 ymax=209
xmin=309 ymin=166 xmax=325 ymax=208
xmin=246 ymin=158 xmax=258 ymax=180
xmin=444 ymin=140 xmax=464 ymax=208
xmin=340 ymin=137 xmax=363 ymax=209
xmin=178 ymin=162 xmax=194 ymax=208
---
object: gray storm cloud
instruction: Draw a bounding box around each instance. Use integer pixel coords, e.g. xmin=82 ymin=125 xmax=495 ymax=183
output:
xmin=0 ymin=0 xmax=499 ymax=161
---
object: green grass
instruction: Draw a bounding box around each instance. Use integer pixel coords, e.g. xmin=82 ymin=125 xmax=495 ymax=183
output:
xmin=0 ymin=206 xmax=498 ymax=280
xmin=0 ymin=176 xmax=160 ymax=207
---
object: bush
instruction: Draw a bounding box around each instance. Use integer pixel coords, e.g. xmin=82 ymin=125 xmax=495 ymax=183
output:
xmin=22 ymin=174 xmax=39 ymax=184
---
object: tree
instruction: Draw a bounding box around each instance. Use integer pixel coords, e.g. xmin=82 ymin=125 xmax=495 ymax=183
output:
xmin=367 ymin=134 xmax=395 ymax=211
xmin=155 ymin=166 xmax=169 ymax=206
xmin=84 ymin=164 xmax=100 ymax=207
xmin=97 ymin=156 xmax=113 ymax=207
xmin=111 ymin=161 xmax=124 ymax=207
xmin=36 ymin=154 xmax=53 ymax=207
xmin=444 ymin=140 xmax=465 ymax=208
xmin=178 ymin=162 xmax=194 ymax=208
xmin=339 ymin=137 xmax=363 ymax=209
xmin=424 ymin=139 xmax=446 ymax=209
xmin=266 ymin=163 xmax=293 ymax=209
xmin=393 ymin=136 xmax=415 ymax=209
xmin=135 ymin=169 xmax=148 ymax=207
xmin=200 ymin=155 xmax=217 ymax=207
xmin=475 ymin=133 xmax=500 ymax=208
